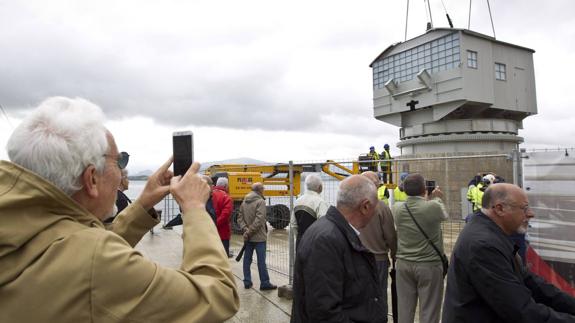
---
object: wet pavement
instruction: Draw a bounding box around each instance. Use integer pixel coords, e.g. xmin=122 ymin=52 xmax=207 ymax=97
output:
xmin=136 ymin=225 xmax=292 ymax=323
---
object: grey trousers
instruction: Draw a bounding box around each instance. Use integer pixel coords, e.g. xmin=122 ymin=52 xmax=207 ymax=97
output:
xmin=396 ymin=259 xmax=444 ymax=323
xmin=376 ymin=259 xmax=390 ymax=323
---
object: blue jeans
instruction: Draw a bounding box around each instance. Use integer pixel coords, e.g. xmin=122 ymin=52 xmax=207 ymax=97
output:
xmin=243 ymin=241 xmax=271 ymax=287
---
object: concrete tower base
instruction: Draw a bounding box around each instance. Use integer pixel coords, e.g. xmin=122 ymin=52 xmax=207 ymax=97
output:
xmin=394 ymin=151 xmax=516 ymax=219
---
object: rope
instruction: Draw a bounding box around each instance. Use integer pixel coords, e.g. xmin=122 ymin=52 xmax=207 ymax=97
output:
xmin=405 ymin=0 xmax=410 ymax=41
xmin=426 ymin=0 xmax=434 ymax=27
xmin=468 ymin=0 xmax=472 ymax=29
xmin=487 ymin=0 xmax=496 ymax=38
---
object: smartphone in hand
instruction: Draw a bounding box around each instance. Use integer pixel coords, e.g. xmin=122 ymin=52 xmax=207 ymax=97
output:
xmin=425 ymin=180 xmax=436 ymax=196
xmin=172 ymin=131 xmax=193 ymax=176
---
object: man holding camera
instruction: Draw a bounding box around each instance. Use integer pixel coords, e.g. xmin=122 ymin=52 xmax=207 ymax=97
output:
xmin=393 ymin=173 xmax=448 ymax=323
xmin=0 ymin=97 xmax=239 ymax=322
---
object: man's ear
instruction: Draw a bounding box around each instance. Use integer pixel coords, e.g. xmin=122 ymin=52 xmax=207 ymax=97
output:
xmin=360 ymin=199 xmax=370 ymax=215
xmin=492 ymin=203 xmax=504 ymax=217
xmin=81 ymin=165 xmax=99 ymax=198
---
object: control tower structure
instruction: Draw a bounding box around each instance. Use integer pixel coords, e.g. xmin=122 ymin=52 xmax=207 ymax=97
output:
xmin=370 ymin=28 xmax=536 ymax=155
xmin=370 ymin=28 xmax=537 ymax=217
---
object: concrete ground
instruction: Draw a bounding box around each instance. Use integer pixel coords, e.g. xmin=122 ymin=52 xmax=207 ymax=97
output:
xmin=136 ymin=223 xmax=437 ymax=322
xmin=137 ymin=225 xmax=293 ymax=323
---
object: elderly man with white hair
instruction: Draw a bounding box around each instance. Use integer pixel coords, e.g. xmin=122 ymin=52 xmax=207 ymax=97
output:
xmin=0 ymin=97 xmax=239 ymax=322
xmin=291 ymin=175 xmax=387 ymax=322
xmin=292 ymin=173 xmax=330 ymax=249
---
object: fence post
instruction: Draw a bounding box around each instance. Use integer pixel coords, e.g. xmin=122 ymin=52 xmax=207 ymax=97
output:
xmin=288 ymin=160 xmax=295 ymax=285
xmin=512 ymin=148 xmax=525 ymax=188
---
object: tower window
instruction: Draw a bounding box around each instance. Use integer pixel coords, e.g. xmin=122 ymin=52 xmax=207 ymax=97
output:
xmin=495 ymin=63 xmax=506 ymax=81
xmin=467 ymin=50 xmax=477 ymax=69
xmin=372 ymin=32 xmax=460 ymax=89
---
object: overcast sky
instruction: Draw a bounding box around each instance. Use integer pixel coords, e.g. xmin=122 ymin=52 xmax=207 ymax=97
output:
xmin=1 ymin=0 xmax=573 ymax=173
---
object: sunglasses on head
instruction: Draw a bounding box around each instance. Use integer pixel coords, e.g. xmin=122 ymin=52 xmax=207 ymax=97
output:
xmin=103 ymin=151 xmax=130 ymax=169
xmin=117 ymin=151 xmax=129 ymax=169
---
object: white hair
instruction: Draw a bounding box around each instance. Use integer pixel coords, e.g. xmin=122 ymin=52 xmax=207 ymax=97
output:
xmin=305 ymin=173 xmax=323 ymax=193
xmin=216 ymin=177 xmax=228 ymax=187
xmin=6 ymin=97 xmax=108 ymax=196
xmin=337 ymin=176 xmax=377 ymax=209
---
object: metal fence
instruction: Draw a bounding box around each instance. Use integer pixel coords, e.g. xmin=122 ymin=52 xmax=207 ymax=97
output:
xmin=151 ymin=148 xmax=575 ymax=297
xmin=154 ymin=152 xmax=519 ymax=280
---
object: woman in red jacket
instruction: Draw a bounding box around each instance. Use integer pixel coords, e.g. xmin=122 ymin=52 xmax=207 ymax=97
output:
xmin=212 ymin=177 xmax=234 ymax=257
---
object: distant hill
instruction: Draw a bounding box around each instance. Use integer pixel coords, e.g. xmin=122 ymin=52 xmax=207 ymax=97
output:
xmin=128 ymin=158 xmax=271 ymax=180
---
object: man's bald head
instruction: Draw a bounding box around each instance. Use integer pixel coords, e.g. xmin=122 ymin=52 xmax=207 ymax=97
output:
xmin=361 ymin=171 xmax=381 ymax=188
xmin=252 ymin=182 xmax=264 ymax=194
xmin=482 ymin=183 xmax=534 ymax=235
xmin=336 ymin=175 xmax=378 ymax=229
xmin=337 ymin=175 xmax=377 ymax=209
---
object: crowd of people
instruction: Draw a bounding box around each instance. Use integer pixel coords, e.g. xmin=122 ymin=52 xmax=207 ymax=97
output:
xmin=291 ymin=172 xmax=575 ymax=322
xmin=1 ymin=96 xmax=574 ymax=322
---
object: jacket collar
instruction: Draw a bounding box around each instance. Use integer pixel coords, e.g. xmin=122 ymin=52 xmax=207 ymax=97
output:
xmin=473 ymin=211 xmax=516 ymax=252
xmin=325 ymin=206 xmax=369 ymax=253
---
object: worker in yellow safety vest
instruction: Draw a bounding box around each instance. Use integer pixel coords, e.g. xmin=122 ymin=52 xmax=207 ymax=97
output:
xmin=368 ymin=146 xmax=380 ymax=172
xmin=380 ymin=144 xmax=392 ymax=184
xmin=377 ymin=184 xmax=389 ymax=204
xmin=371 ymin=171 xmax=389 ymax=204
xmin=466 ymin=174 xmax=483 ymax=208
xmin=471 ymin=174 xmax=495 ymax=212
xmin=393 ymin=172 xmax=409 ymax=204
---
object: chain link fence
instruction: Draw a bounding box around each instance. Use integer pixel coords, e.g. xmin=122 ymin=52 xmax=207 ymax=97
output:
xmin=154 ymin=152 xmax=522 ymax=281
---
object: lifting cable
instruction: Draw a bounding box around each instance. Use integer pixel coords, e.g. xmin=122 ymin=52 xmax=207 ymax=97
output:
xmin=425 ymin=0 xmax=434 ymax=28
xmin=468 ymin=0 xmax=496 ymax=37
xmin=404 ymin=0 xmax=410 ymax=41
xmin=468 ymin=0 xmax=472 ymax=29
xmin=440 ymin=0 xmax=454 ymax=28
xmin=487 ymin=0 xmax=496 ymax=38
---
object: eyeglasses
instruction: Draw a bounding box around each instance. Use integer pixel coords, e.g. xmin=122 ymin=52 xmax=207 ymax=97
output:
xmin=495 ymin=202 xmax=531 ymax=215
xmin=103 ymin=151 xmax=130 ymax=170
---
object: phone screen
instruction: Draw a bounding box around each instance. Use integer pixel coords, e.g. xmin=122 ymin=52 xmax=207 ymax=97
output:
xmin=173 ymin=131 xmax=193 ymax=176
xmin=426 ymin=180 xmax=436 ymax=196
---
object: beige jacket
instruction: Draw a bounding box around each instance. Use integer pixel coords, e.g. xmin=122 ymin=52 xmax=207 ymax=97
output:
xmin=237 ymin=191 xmax=268 ymax=242
xmin=358 ymin=200 xmax=398 ymax=262
xmin=0 ymin=161 xmax=239 ymax=323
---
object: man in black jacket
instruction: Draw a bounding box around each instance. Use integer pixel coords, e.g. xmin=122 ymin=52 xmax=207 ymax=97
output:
xmin=291 ymin=175 xmax=387 ymax=323
xmin=442 ymin=183 xmax=575 ymax=322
